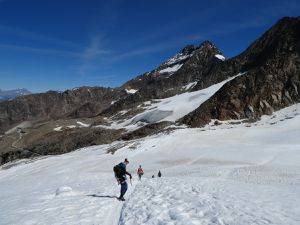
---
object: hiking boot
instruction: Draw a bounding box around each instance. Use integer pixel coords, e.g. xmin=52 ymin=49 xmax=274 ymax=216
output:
xmin=118 ymin=196 xmax=125 ymax=201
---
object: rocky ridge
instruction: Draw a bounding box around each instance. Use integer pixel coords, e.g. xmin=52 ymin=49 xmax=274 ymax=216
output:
xmin=0 ymin=86 xmax=127 ymax=134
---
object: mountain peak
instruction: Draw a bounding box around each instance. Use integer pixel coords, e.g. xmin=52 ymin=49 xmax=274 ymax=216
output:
xmin=199 ymin=40 xmax=216 ymax=47
xmin=162 ymin=41 xmax=221 ymax=67
xmin=197 ymin=40 xmax=220 ymax=53
xmin=179 ymin=45 xmax=196 ymax=55
xmin=186 ymin=40 xmax=224 ymax=61
xmin=276 ymin=16 xmax=300 ymax=25
xmin=236 ymin=15 xmax=300 ymax=70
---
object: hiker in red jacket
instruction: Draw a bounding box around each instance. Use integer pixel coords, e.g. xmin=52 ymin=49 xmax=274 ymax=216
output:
xmin=137 ymin=165 xmax=144 ymax=181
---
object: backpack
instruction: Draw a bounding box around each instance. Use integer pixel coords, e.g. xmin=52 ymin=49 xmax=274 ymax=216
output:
xmin=113 ymin=165 xmax=122 ymax=179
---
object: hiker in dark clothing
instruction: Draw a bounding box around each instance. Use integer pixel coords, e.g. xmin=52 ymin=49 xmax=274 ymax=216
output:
xmin=114 ymin=158 xmax=132 ymax=201
xmin=158 ymin=170 xmax=162 ymax=177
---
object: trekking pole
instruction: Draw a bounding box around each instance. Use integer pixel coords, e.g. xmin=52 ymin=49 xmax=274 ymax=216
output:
xmin=130 ymin=178 xmax=132 ymax=186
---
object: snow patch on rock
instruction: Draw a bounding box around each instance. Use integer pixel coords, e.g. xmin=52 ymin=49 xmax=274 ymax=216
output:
xmin=215 ymin=54 xmax=225 ymax=61
xmin=182 ymin=81 xmax=198 ymax=90
xmin=159 ymin=64 xmax=183 ymax=74
xmin=77 ymin=121 xmax=89 ymax=127
xmin=54 ymin=126 xmax=63 ymax=132
xmin=125 ymin=89 xmax=138 ymax=94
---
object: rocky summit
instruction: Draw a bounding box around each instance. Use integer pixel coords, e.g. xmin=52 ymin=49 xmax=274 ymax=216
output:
xmin=0 ymin=16 xmax=299 ymax=165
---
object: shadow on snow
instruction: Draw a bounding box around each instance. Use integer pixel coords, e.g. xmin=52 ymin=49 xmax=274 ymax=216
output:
xmin=86 ymin=194 xmax=118 ymax=199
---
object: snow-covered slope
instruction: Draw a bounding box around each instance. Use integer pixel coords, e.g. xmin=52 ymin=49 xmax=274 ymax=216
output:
xmin=103 ymin=73 xmax=245 ymax=130
xmin=1 ymin=104 xmax=300 ymax=225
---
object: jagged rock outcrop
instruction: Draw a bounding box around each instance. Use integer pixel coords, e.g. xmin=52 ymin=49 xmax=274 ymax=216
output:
xmin=182 ymin=16 xmax=300 ymax=127
xmin=0 ymin=87 xmax=126 ymax=133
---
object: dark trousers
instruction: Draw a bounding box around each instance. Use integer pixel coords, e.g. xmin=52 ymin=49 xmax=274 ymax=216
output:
xmin=120 ymin=182 xmax=128 ymax=198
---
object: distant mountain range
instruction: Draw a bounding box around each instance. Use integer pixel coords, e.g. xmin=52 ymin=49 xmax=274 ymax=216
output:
xmin=0 ymin=88 xmax=31 ymax=102
xmin=0 ymin=16 xmax=299 ymax=165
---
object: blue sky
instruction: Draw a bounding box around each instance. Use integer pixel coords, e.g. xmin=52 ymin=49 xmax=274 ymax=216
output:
xmin=0 ymin=0 xmax=299 ymax=93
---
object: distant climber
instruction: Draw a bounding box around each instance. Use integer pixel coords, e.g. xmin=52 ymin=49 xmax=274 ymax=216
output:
xmin=158 ymin=170 xmax=162 ymax=177
xmin=152 ymin=175 xmax=155 ymax=178
xmin=137 ymin=165 xmax=144 ymax=181
xmin=113 ymin=158 xmax=132 ymax=201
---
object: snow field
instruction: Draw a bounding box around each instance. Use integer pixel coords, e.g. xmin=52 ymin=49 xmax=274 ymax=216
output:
xmin=0 ymin=104 xmax=300 ymax=224
xmin=120 ymin=177 xmax=300 ymax=225
xmin=0 ymin=147 xmax=135 ymax=225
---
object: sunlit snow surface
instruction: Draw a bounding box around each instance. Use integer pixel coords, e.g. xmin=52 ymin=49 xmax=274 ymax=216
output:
xmin=125 ymin=89 xmax=138 ymax=94
xmin=215 ymin=54 xmax=225 ymax=61
xmin=1 ymin=104 xmax=300 ymax=225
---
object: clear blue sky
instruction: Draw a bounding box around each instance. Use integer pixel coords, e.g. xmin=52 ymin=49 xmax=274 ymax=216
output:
xmin=0 ymin=0 xmax=299 ymax=93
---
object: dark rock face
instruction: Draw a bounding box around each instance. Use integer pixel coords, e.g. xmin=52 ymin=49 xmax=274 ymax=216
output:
xmin=182 ymin=17 xmax=300 ymax=127
xmin=26 ymin=127 xmax=122 ymax=155
xmin=0 ymin=87 xmax=126 ymax=133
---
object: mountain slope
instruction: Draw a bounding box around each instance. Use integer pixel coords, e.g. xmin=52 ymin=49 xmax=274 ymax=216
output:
xmin=0 ymin=87 xmax=126 ymax=134
xmin=182 ymin=16 xmax=300 ymax=127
